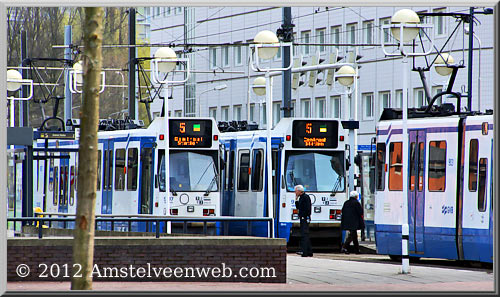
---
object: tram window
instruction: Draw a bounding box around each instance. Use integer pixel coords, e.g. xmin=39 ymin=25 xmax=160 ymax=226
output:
xmin=70 ymin=166 xmax=75 ymax=205
xmin=127 ymin=148 xmax=138 ymax=191
xmin=428 ymin=141 xmax=446 ymax=192
xmin=375 ymin=143 xmax=386 ymax=191
xmin=103 ymin=151 xmax=109 ymax=190
xmin=108 ymin=150 xmax=114 ymax=190
xmin=238 ymin=150 xmax=250 ymax=191
xmin=97 ymin=150 xmax=101 ymax=191
xmin=252 ymin=149 xmax=264 ymax=192
xmin=418 ymin=142 xmax=424 ymax=192
xmin=157 ymin=149 xmax=165 ymax=192
xmin=53 ymin=167 xmax=58 ymax=206
xmin=228 ymin=150 xmax=235 ymax=190
xmin=478 ymin=158 xmax=487 ymax=212
xmin=409 ymin=142 xmax=416 ymax=191
xmin=468 ymin=139 xmax=479 ymax=191
xmin=388 ymin=142 xmax=402 ymax=191
xmin=224 ymin=149 xmax=228 ymax=191
xmin=115 ymin=149 xmax=126 ymax=191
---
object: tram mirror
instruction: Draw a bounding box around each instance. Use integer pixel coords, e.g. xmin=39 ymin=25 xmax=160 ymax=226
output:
xmin=330 ymin=157 xmax=343 ymax=176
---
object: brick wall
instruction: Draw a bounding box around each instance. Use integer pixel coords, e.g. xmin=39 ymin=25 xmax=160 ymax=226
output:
xmin=7 ymin=237 xmax=286 ymax=283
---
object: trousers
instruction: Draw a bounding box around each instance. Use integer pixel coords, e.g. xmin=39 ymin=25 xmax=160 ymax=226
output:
xmin=300 ymin=217 xmax=313 ymax=256
xmin=343 ymin=229 xmax=359 ymax=252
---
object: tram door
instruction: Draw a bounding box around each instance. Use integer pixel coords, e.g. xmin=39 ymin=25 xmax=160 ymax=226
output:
xmin=139 ymin=146 xmax=154 ymax=215
xmin=409 ymin=130 xmax=426 ymax=254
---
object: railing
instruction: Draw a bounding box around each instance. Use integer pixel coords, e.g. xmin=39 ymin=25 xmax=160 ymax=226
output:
xmin=7 ymin=213 xmax=273 ymax=239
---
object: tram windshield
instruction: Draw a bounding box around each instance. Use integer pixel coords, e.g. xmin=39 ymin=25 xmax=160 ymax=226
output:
xmin=159 ymin=150 xmax=218 ymax=192
xmin=285 ymin=151 xmax=345 ymax=192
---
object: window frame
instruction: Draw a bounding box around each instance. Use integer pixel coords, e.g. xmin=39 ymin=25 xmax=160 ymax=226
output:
xmin=127 ymin=148 xmax=138 ymax=191
xmin=301 ymin=30 xmax=311 ymax=56
xmin=362 ymin=93 xmax=374 ymax=120
xmin=330 ymin=95 xmax=341 ymax=119
xmin=114 ymin=148 xmax=126 ymax=191
xmin=316 ymin=28 xmax=326 ymax=53
xmin=251 ymin=149 xmax=264 ymax=192
xmin=363 ymin=20 xmax=374 ymax=45
xmin=346 ymin=22 xmax=357 ymax=45
xmin=428 ymin=140 xmax=447 ymax=192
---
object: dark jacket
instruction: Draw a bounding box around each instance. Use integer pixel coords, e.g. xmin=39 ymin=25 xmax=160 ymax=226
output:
xmin=297 ymin=193 xmax=312 ymax=219
xmin=341 ymin=197 xmax=364 ymax=230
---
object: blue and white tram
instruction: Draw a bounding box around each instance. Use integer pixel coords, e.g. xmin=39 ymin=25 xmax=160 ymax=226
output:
xmin=220 ymin=118 xmax=349 ymax=249
xmin=374 ymin=110 xmax=493 ymax=263
xmin=32 ymin=117 xmax=222 ymax=232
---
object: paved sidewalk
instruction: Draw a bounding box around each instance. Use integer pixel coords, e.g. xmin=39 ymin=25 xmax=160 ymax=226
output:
xmin=7 ymin=254 xmax=494 ymax=292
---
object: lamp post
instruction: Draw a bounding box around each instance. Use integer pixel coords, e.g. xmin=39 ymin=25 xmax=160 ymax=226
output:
xmin=382 ymin=8 xmax=433 ymax=274
xmin=152 ymin=47 xmax=190 ymax=234
xmin=199 ymin=84 xmax=227 ymax=117
xmin=334 ymin=65 xmax=357 ymax=193
xmin=7 ymin=69 xmax=33 ymax=127
xmin=250 ymin=30 xmax=293 ymax=238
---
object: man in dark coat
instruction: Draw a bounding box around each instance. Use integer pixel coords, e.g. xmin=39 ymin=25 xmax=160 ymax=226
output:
xmin=295 ymin=185 xmax=313 ymax=257
xmin=341 ymin=190 xmax=365 ymax=254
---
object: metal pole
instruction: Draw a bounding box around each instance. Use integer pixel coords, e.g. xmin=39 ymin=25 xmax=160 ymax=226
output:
xmin=467 ymin=7 xmax=474 ymax=111
xmin=64 ymin=25 xmax=72 ymax=130
xmin=21 ymin=30 xmax=28 ymax=127
xmin=128 ymin=8 xmax=136 ymax=120
xmin=265 ymin=71 xmax=274 ymax=238
xmin=401 ymin=54 xmax=410 ymax=274
xmin=282 ymin=7 xmax=292 ymax=118
xmin=348 ymin=91 xmax=355 ymax=193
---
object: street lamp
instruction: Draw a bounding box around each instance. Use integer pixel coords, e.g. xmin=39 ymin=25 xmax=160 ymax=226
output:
xmin=69 ymin=60 xmax=106 ymax=94
xmin=250 ymin=30 xmax=293 ymax=238
xmin=334 ymin=65 xmax=358 ymax=194
xmin=381 ymin=8 xmax=433 ymax=275
xmin=252 ymin=76 xmax=267 ymax=126
xmin=198 ymin=84 xmax=227 ymax=117
xmin=152 ymin=47 xmax=190 ymax=234
xmin=7 ymin=69 xmax=33 ymax=127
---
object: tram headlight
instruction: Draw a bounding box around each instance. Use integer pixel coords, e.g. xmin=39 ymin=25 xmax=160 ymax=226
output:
xmin=187 ymin=206 xmax=194 ymax=212
xmin=314 ymin=206 xmax=321 ymax=213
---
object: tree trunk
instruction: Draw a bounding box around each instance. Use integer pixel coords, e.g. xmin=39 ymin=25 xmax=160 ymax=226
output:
xmin=71 ymin=7 xmax=103 ymax=290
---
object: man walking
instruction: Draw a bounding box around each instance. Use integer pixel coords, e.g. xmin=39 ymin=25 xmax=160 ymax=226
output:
xmin=295 ymin=185 xmax=313 ymax=257
xmin=341 ymin=190 xmax=365 ymax=254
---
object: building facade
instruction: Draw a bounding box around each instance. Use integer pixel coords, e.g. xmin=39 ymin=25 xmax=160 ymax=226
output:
xmin=147 ymin=6 xmax=494 ymax=149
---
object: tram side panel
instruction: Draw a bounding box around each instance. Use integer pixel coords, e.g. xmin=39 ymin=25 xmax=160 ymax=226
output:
xmin=461 ymin=115 xmax=493 ymax=263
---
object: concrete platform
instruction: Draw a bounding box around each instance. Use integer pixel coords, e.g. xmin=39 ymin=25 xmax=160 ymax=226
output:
xmin=7 ymin=253 xmax=494 ymax=292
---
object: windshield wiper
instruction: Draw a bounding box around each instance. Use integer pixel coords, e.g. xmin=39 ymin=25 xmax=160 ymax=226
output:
xmin=331 ymin=175 xmax=343 ymax=196
xmin=204 ymin=162 xmax=219 ymax=196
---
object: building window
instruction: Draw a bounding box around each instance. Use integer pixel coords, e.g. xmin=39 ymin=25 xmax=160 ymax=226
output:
xmin=379 ymin=92 xmax=390 ymax=116
xmin=432 ymin=86 xmax=443 ymax=105
xmin=166 ymin=7 xmax=171 ymax=15
xmin=362 ymin=93 xmax=374 ymax=120
xmin=330 ymin=95 xmax=341 ymax=119
xmin=209 ymin=48 xmax=217 ymax=69
xmin=301 ymin=99 xmax=310 ymax=117
xmin=389 ymin=142 xmax=403 ymax=191
xmin=222 ymin=46 xmax=230 ymax=67
xmin=316 ymin=28 xmax=326 ymax=53
xmin=174 ymin=110 xmax=182 ymax=117
xmin=346 ymin=23 xmax=357 ymax=45
xmin=330 ymin=26 xmax=341 ymax=51
xmin=273 ymin=102 xmax=281 ymax=125
xmin=363 ymin=20 xmax=374 ymax=45
xmin=414 ymin=88 xmax=425 ymax=108
xmin=249 ymin=104 xmax=256 ymax=122
xmin=209 ymin=107 xmax=217 ymax=121
xmin=428 ymin=141 xmax=447 ymax=191
xmin=176 ymin=7 xmax=182 ymax=14
xmin=376 ymin=143 xmax=386 ymax=191
xmin=234 ymin=44 xmax=242 ymax=65
xmin=395 ymin=89 xmax=403 ymax=108
xmin=478 ymin=158 xmax=488 ymax=212
xmin=262 ymin=103 xmax=267 ymax=125
xmin=316 ymin=97 xmax=326 ymax=118
xmin=233 ymin=105 xmax=242 ymax=121
xmin=433 ymin=8 xmax=446 ymax=36
xmin=301 ymin=31 xmax=311 ymax=56
xmin=221 ymin=106 xmax=229 ymax=121
xmin=380 ymin=17 xmax=392 ymax=44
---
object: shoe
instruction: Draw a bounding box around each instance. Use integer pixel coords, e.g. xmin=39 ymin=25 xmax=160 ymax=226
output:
xmin=301 ymin=254 xmax=308 ymax=257
xmin=307 ymin=254 xmax=314 ymax=257
xmin=341 ymin=248 xmax=349 ymax=254
xmin=296 ymin=251 xmax=303 ymax=256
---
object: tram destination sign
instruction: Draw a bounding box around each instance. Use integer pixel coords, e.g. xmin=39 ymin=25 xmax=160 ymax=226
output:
xmin=169 ymin=119 xmax=212 ymax=148
xmin=292 ymin=120 xmax=339 ymax=149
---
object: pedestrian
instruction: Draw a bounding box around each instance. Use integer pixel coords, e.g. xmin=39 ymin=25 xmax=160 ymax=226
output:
xmin=341 ymin=190 xmax=365 ymax=254
xmin=294 ymin=185 xmax=313 ymax=257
